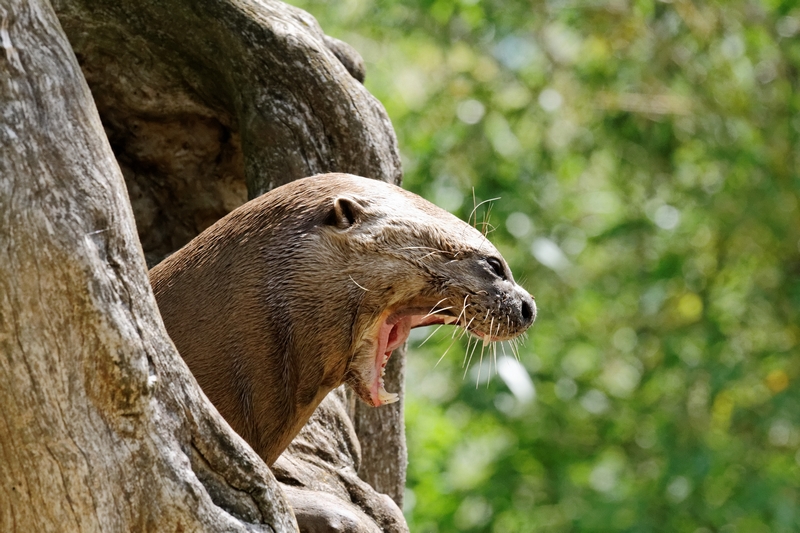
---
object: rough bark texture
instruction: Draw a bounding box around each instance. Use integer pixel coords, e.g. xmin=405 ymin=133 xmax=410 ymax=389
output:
xmin=53 ymin=0 xmax=402 ymax=264
xmin=352 ymin=344 xmax=408 ymax=505
xmin=273 ymin=390 xmax=407 ymax=533
xmin=0 ymin=1 xmax=296 ymax=530
xmin=2 ymin=0 xmax=408 ymax=530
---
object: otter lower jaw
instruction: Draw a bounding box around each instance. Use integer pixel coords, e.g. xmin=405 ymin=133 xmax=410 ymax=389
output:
xmin=359 ymin=301 xmax=535 ymax=406
xmin=361 ymin=309 xmax=455 ymax=407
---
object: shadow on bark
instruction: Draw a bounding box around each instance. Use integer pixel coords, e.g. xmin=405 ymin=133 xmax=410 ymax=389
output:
xmin=2 ymin=0 xmax=407 ymax=531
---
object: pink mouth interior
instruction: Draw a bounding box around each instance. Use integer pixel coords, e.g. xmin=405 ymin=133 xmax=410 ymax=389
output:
xmin=370 ymin=312 xmax=446 ymax=406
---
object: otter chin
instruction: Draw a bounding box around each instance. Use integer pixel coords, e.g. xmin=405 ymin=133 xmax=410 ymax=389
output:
xmin=150 ymin=173 xmax=535 ymax=464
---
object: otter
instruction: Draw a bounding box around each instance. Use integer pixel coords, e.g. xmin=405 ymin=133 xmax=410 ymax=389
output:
xmin=150 ymin=173 xmax=535 ymax=464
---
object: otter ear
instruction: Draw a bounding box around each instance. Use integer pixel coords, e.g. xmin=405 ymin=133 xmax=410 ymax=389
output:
xmin=326 ymin=195 xmax=363 ymax=229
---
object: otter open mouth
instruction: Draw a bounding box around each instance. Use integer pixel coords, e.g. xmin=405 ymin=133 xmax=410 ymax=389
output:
xmin=366 ymin=308 xmax=458 ymax=406
xmin=353 ymin=299 xmax=530 ymax=407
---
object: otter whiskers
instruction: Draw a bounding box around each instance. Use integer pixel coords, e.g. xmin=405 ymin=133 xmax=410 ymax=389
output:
xmin=474 ymin=316 xmax=496 ymax=388
xmin=398 ymin=245 xmax=450 ymax=262
xmin=349 ymin=275 xmax=371 ymax=291
xmin=419 ymin=299 xmax=455 ymax=348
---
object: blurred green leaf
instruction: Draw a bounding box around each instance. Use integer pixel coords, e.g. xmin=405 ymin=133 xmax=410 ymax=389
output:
xmin=290 ymin=1 xmax=800 ymax=531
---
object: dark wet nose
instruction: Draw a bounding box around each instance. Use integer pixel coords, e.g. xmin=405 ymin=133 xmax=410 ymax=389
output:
xmin=519 ymin=292 xmax=536 ymax=327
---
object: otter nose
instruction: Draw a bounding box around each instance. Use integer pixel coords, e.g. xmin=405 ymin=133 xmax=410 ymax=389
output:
xmin=519 ymin=291 xmax=536 ymax=327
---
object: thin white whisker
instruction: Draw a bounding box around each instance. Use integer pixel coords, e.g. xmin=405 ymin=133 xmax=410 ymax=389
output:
xmin=468 ymin=195 xmax=500 ymax=252
xmin=423 ymin=306 xmax=454 ymax=319
xmin=477 ymin=340 xmax=486 ymax=388
xmin=419 ymin=324 xmax=445 ymax=348
xmin=423 ymin=298 xmax=452 ymax=319
xmin=436 ymin=334 xmax=461 ymax=368
xmin=349 ymin=275 xmax=370 ymax=291
xmin=476 ymin=222 xmax=497 ymax=237
xmin=452 ymin=297 xmax=470 ymax=337
xmin=464 ymin=334 xmax=480 ymax=378
xmin=485 ymin=317 xmax=496 ymax=386
xmin=479 ymin=202 xmax=494 ymax=238
xmin=511 ymin=338 xmax=521 ymax=359
xmin=481 ymin=328 xmax=492 ymax=371
xmin=398 ymin=245 xmax=447 ymax=253
xmin=462 ymin=316 xmax=476 ymax=338
xmin=493 ymin=320 xmax=501 ymax=376
xmin=428 ymin=299 xmax=451 ymax=313
xmin=508 ymin=339 xmax=519 ymax=361
xmin=461 ymin=335 xmax=473 ymax=368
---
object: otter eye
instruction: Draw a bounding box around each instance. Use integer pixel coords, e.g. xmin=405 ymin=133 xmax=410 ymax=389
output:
xmin=486 ymin=257 xmax=507 ymax=280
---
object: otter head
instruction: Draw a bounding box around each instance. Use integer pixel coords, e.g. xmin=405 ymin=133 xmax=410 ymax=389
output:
xmin=312 ymin=176 xmax=537 ymax=407
xmin=151 ymin=173 xmax=535 ymax=463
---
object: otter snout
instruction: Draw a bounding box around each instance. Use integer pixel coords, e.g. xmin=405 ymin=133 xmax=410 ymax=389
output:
xmin=517 ymin=287 xmax=537 ymax=328
xmin=497 ymin=283 xmax=536 ymax=338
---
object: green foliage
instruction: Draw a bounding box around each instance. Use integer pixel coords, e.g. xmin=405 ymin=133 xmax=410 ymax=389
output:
xmin=290 ymin=1 xmax=800 ymax=530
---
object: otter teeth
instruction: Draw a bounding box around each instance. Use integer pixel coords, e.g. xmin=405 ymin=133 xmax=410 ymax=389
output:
xmin=377 ymin=352 xmax=398 ymax=404
xmin=378 ymin=387 xmax=399 ymax=404
xmin=443 ymin=316 xmax=457 ymax=325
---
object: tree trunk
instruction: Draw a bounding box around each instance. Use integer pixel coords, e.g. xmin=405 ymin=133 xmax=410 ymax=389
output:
xmin=2 ymin=0 xmax=407 ymax=530
xmin=352 ymin=344 xmax=408 ymax=505
xmin=0 ymin=1 xmax=296 ymax=530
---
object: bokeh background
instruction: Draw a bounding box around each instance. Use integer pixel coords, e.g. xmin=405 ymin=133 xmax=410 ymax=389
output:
xmin=288 ymin=1 xmax=800 ymax=531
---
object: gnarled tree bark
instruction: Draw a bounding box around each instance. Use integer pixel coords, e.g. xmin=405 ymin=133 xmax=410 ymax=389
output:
xmin=2 ymin=0 xmax=408 ymax=530
xmin=1 ymin=1 xmax=296 ymax=530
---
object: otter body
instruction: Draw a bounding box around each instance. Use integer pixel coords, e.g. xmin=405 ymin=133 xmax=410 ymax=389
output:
xmin=150 ymin=173 xmax=535 ymax=464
